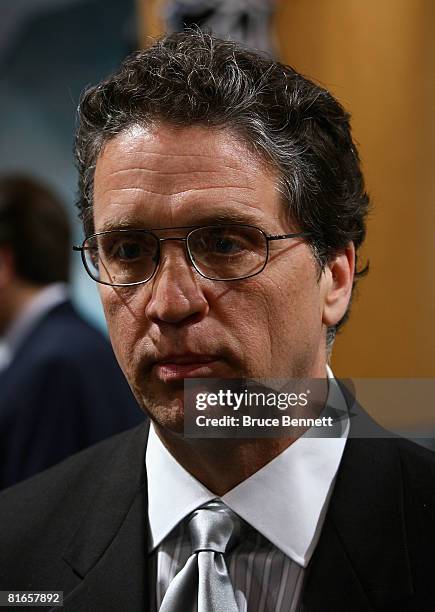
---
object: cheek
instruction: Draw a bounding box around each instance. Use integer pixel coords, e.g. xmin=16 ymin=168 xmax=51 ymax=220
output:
xmin=252 ymin=266 xmax=323 ymax=350
xmin=99 ymin=287 xmax=143 ymax=370
xmin=216 ymin=279 xmax=278 ymax=358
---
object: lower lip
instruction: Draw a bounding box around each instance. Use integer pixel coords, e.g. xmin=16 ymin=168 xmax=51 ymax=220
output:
xmin=153 ymin=361 xmax=220 ymax=382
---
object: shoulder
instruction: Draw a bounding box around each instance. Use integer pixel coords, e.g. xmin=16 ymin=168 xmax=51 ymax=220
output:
xmin=336 ymin=435 xmax=435 ymax=503
xmin=375 ymin=436 xmax=435 ymax=481
xmin=0 ymin=423 xmax=145 ymax=536
xmin=344 ymin=435 xmax=435 ymax=473
xmin=395 ymin=435 xmax=435 ymax=462
xmin=32 ymin=302 xmax=111 ymax=354
xmin=340 ymin=394 xmax=435 ymax=494
xmin=395 ymin=437 xmax=435 ymax=500
xmin=0 ymin=422 xmax=148 ymax=588
xmin=9 ymin=302 xmax=116 ymax=376
xmin=339 ymin=436 xmax=435 ymax=521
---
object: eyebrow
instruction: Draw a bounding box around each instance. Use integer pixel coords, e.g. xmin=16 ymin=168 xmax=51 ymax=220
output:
xmin=96 ymin=208 xmax=273 ymax=233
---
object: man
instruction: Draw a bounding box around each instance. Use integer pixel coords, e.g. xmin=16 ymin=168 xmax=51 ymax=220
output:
xmin=0 ymin=176 xmax=143 ymax=489
xmin=0 ymin=31 xmax=434 ymax=611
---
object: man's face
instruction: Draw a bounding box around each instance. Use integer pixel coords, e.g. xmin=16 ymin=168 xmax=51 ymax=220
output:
xmin=93 ymin=124 xmax=337 ymax=432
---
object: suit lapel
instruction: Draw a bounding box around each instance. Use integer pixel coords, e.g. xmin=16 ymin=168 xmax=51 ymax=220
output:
xmin=60 ymin=422 xmax=151 ymax=611
xmin=301 ymin=514 xmax=374 ymax=612
xmin=302 ymin=435 xmax=413 ymax=611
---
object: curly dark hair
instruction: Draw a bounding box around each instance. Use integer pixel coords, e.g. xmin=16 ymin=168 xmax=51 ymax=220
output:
xmin=75 ymin=29 xmax=369 ymax=345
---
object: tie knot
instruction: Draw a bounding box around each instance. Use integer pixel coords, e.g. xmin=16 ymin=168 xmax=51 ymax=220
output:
xmin=187 ymin=500 xmax=242 ymax=554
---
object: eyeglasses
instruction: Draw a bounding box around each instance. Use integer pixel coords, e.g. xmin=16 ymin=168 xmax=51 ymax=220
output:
xmin=73 ymin=224 xmax=310 ymax=287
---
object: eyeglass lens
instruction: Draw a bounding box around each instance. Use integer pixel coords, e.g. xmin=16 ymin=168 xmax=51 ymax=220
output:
xmin=82 ymin=225 xmax=267 ymax=286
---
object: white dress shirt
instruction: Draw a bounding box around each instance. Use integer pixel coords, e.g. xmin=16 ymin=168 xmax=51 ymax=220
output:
xmin=146 ymin=368 xmax=349 ymax=611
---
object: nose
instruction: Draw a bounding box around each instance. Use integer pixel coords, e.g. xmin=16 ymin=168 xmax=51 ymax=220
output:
xmin=145 ymin=241 xmax=209 ymax=325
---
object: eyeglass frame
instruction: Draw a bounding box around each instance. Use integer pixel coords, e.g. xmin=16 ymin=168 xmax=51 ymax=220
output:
xmin=73 ymin=224 xmax=311 ymax=287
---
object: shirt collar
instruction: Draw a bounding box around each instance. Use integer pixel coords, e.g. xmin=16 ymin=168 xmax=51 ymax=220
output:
xmin=146 ymin=367 xmax=348 ymax=567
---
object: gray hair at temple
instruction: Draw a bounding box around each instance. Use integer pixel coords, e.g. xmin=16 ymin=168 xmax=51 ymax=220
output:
xmin=75 ymin=29 xmax=369 ymax=348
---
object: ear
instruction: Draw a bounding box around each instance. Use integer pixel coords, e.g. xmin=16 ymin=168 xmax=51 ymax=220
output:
xmin=0 ymin=246 xmax=14 ymax=290
xmin=321 ymin=242 xmax=355 ymax=327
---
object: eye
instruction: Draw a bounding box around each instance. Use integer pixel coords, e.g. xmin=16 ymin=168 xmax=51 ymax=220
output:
xmin=99 ymin=232 xmax=157 ymax=263
xmin=211 ymin=236 xmax=243 ymax=255
xmin=193 ymin=229 xmax=249 ymax=257
xmin=114 ymin=240 xmax=144 ymax=261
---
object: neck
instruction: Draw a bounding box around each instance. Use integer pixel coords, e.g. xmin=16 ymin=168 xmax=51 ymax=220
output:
xmin=154 ymin=361 xmax=329 ymax=495
xmin=154 ymin=426 xmax=298 ymax=495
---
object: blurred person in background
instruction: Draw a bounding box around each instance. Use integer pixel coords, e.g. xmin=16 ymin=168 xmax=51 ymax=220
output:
xmin=0 ymin=175 xmax=143 ymax=489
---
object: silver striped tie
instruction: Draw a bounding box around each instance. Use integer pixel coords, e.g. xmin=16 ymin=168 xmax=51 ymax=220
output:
xmin=159 ymin=500 xmax=242 ymax=612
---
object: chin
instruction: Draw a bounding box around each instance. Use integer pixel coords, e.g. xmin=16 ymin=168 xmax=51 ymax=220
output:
xmin=138 ymin=391 xmax=186 ymax=435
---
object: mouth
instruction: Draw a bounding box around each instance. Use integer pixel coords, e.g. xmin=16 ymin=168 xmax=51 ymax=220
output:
xmin=152 ymin=354 xmax=222 ymax=383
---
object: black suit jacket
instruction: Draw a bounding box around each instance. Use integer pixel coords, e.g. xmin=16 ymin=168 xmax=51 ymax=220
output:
xmin=0 ymin=417 xmax=434 ymax=611
xmin=0 ymin=301 xmax=144 ymax=489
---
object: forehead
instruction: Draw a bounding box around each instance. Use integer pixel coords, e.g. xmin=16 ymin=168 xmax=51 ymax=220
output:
xmin=93 ymin=124 xmax=288 ymax=232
